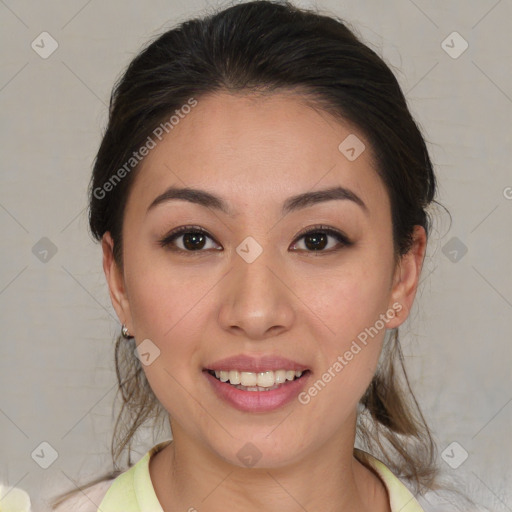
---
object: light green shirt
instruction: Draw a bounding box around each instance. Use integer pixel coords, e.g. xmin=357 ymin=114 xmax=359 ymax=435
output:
xmin=98 ymin=440 xmax=425 ymax=511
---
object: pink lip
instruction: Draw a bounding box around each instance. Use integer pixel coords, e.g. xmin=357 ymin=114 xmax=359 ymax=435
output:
xmin=205 ymin=354 xmax=308 ymax=373
xmin=203 ymin=370 xmax=310 ymax=413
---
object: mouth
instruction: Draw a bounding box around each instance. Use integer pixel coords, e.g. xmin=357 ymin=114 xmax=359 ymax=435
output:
xmin=202 ymin=364 xmax=311 ymax=412
xmin=205 ymin=368 xmax=310 ymax=392
xmin=202 ymin=354 xmax=311 ymax=412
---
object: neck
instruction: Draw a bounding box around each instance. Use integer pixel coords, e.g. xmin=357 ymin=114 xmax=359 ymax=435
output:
xmin=149 ymin=415 xmax=390 ymax=512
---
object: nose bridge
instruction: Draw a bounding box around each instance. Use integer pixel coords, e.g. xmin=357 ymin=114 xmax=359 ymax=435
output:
xmin=235 ymin=241 xmax=277 ymax=298
xmin=217 ymin=238 xmax=295 ymax=338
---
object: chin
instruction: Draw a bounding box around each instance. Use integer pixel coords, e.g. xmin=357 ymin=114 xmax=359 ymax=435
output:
xmin=203 ymin=429 xmax=312 ymax=470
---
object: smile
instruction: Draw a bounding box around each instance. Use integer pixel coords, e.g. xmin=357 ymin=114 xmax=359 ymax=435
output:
xmin=207 ymin=369 xmax=306 ymax=391
xmin=203 ymin=368 xmax=311 ymax=412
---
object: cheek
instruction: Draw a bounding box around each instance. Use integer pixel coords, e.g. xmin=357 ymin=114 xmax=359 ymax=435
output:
xmin=123 ymin=246 xmax=203 ymax=338
xmin=123 ymin=264 xmax=209 ymax=422
xmin=123 ymin=255 xmax=214 ymax=395
xmin=310 ymin=259 xmax=393 ymax=340
xmin=304 ymin=257 xmax=394 ymax=398
xmin=298 ymin=275 xmax=392 ymax=421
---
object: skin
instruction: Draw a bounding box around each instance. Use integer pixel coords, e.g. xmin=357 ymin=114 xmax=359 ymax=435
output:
xmin=102 ymin=91 xmax=426 ymax=512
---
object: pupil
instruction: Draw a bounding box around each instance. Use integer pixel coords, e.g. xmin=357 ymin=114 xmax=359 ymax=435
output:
xmin=305 ymin=232 xmax=327 ymax=251
xmin=183 ymin=233 xmax=205 ymax=250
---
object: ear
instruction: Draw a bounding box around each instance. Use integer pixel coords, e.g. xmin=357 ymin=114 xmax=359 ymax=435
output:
xmin=102 ymin=232 xmax=133 ymax=334
xmin=385 ymin=225 xmax=427 ymax=329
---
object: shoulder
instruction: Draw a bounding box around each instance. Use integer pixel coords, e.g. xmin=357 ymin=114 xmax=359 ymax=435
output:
xmin=50 ymin=442 xmax=171 ymax=512
xmin=52 ymin=479 xmax=116 ymax=512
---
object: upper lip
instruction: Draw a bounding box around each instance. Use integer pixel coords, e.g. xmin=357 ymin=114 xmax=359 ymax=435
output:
xmin=205 ymin=354 xmax=309 ymax=373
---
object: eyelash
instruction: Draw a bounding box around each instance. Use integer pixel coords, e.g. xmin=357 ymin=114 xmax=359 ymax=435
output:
xmin=158 ymin=224 xmax=353 ymax=255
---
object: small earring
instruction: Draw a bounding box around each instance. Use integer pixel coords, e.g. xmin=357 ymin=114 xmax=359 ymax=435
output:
xmin=121 ymin=324 xmax=132 ymax=339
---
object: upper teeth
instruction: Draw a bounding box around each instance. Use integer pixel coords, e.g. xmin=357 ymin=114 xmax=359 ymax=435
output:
xmin=214 ymin=370 xmax=303 ymax=388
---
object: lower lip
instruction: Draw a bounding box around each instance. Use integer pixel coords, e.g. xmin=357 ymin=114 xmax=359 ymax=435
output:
xmin=203 ymin=370 xmax=310 ymax=413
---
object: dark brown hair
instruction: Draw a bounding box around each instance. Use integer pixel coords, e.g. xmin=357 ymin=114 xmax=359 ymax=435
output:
xmin=52 ymin=0 xmax=451 ymax=507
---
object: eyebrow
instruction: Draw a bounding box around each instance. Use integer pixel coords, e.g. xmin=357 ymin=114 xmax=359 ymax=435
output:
xmin=147 ymin=185 xmax=368 ymax=216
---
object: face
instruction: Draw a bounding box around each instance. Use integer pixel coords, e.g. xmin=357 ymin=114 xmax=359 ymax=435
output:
xmin=103 ymin=91 xmax=425 ymax=468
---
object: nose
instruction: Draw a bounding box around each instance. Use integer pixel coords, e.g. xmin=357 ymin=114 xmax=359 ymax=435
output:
xmin=217 ymin=246 xmax=296 ymax=340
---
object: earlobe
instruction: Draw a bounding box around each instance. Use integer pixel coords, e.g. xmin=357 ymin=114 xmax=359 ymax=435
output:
xmin=386 ymin=225 xmax=427 ymax=329
xmin=101 ymin=232 xmax=133 ymax=333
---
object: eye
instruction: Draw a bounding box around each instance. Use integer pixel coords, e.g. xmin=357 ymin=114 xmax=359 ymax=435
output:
xmin=158 ymin=225 xmax=221 ymax=253
xmin=290 ymin=224 xmax=352 ymax=253
xmin=158 ymin=224 xmax=352 ymax=254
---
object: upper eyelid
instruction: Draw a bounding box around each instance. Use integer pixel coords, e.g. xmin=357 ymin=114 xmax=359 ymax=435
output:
xmin=159 ymin=225 xmax=217 ymax=244
xmin=159 ymin=225 xmax=351 ymax=248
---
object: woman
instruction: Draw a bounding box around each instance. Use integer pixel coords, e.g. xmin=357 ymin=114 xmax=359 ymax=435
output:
xmin=51 ymin=1 xmax=466 ymax=510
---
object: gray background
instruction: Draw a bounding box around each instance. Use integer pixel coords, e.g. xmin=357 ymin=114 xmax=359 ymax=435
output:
xmin=0 ymin=1 xmax=511 ymax=510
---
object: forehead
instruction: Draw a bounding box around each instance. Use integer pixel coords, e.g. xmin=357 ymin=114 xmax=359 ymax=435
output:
xmin=127 ymin=91 xmax=390 ymax=220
